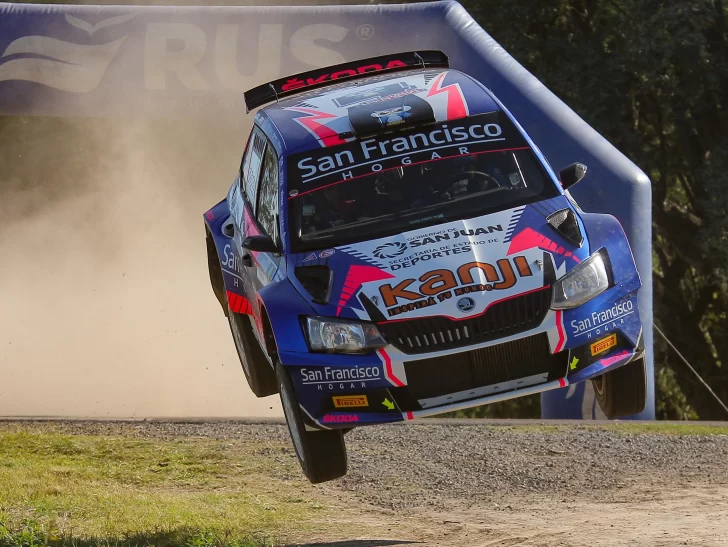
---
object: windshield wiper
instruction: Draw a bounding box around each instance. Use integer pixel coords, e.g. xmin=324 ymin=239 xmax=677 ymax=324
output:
xmin=300 ymin=213 xmax=397 ymax=241
xmin=300 ymin=188 xmax=512 ymax=242
xmin=395 ymin=187 xmax=512 ymax=220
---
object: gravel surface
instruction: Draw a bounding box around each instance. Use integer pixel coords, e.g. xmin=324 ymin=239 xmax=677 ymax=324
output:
xmin=7 ymin=419 xmax=727 ymax=509
xmin=341 ymin=423 xmax=728 ymax=508
xmin=4 ymin=419 xmax=728 ymax=545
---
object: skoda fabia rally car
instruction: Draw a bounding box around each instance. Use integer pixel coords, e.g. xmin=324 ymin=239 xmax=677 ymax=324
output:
xmin=203 ymin=51 xmax=646 ymax=483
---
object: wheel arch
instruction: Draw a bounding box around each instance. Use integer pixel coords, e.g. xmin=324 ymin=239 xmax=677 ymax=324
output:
xmin=258 ymin=303 xmax=279 ymax=363
xmin=203 ymin=199 xmax=233 ymax=316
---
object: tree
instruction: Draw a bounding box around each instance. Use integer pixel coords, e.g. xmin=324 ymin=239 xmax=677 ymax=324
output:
xmin=458 ymin=0 xmax=728 ymax=419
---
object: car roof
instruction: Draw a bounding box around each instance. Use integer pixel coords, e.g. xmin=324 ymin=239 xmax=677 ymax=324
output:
xmin=259 ymin=68 xmax=501 ymax=156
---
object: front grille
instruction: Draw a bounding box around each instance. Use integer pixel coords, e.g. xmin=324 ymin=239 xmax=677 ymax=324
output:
xmin=403 ymin=333 xmax=566 ymax=405
xmin=379 ymin=287 xmax=551 ymax=354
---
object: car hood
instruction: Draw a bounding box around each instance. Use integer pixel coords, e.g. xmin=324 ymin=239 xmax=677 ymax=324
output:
xmin=291 ymin=197 xmax=590 ymax=322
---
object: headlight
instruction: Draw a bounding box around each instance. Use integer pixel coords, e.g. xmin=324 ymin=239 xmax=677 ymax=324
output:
xmin=305 ymin=317 xmax=387 ymax=353
xmin=551 ymin=251 xmax=610 ymax=309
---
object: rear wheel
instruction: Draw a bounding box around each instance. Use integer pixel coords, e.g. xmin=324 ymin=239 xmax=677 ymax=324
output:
xmin=592 ymin=355 xmax=647 ymax=418
xmin=227 ymin=299 xmax=277 ymax=398
xmin=277 ymin=363 xmax=348 ymax=484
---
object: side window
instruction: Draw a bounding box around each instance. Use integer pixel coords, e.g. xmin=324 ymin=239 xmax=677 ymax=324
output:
xmin=256 ymin=143 xmax=279 ymax=241
xmin=241 ymin=128 xmax=266 ymax=213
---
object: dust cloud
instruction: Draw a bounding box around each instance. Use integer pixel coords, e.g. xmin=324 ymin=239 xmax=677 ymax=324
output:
xmin=0 ymin=116 xmax=282 ymax=418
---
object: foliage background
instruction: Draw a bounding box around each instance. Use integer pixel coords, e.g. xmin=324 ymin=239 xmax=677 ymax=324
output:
xmin=452 ymin=0 xmax=728 ymax=420
xmin=1 ymin=0 xmax=727 ymax=419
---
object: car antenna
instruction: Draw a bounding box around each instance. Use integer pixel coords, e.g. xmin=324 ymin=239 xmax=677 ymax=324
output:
xmin=269 ymin=83 xmax=279 ymax=104
xmin=414 ymin=52 xmax=425 ymax=69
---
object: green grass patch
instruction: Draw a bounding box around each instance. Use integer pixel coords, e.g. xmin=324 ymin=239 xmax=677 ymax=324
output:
xmin=0 ymin=425 xmax=327 ymax=547
xmin=480 ymin=422 xmax=728 ymax=436
xmin=591 ymin=422 xmax=728 ymax=436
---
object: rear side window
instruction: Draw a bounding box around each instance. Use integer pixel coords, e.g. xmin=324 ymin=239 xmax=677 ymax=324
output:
xmin=241 ymin=128 xmax=266 ymax=213
xmin=256 ymin=144 xmax=279 ymax=240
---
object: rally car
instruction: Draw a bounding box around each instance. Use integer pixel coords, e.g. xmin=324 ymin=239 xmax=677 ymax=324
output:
xmin=203 ymin=51 xmax=646 ymax=483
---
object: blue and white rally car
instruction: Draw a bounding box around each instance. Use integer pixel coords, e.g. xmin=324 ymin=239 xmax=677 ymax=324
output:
xmin=204 ymin=51 xmax=645 ymax=483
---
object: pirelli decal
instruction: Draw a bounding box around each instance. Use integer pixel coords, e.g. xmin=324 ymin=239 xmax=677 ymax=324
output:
xmin=590 ymin=334 xmax=618 ymax=356
xmin=332 ymin=395 xmax=369 ymax=408
xmin=379 ymin=255 xmax=533 ymax=317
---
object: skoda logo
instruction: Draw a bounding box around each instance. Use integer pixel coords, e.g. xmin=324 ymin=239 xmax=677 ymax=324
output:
xmin=457 ymin=297 xmax=475 ymax=313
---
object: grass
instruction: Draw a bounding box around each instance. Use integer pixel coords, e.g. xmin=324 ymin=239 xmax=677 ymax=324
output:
xmin=0 ymin=424 xmax=327 ymax=547
xmin=483 ymin=421 xmax=728 ymax=436
xmin=592 ymin=422 xmax=728 ymax=436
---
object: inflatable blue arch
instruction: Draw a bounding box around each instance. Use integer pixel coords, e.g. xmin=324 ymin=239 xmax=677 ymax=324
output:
xmin=0 ymin=1 xmax=654 ymax=418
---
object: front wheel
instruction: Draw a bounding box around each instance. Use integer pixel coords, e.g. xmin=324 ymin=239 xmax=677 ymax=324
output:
xmin=592 ymin=355 xmax=647 ymax=419
xmin=277 ymin=363 xmax=348 ymax=484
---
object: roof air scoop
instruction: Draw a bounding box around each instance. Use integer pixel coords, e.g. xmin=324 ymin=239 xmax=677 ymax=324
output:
xmin=347 ymin=94 xmax=435 ymax=137
xmin=547 ymin=208 xmax=584 ymax=247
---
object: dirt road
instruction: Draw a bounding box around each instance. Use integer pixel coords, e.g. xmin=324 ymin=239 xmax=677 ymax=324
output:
xmin=8 ymin=419 xmax=726 ymax=546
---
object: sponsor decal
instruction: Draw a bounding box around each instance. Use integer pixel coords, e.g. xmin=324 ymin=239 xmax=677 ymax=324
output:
xmin=570 ymin=299 xmax=635 ymax=339
xmin=303 ymin=252 xmax=317 ymax=261
xmin=600 ymin=349 xmax=631 ymax=367
xmin=286 ymin=112 xmax=528 ymax=193
xmin=294 ymin=116 xmax=505 ymax=183
xmin=408 ymin=225 xmax=503 ymax=249
xmin=301 ymin=366 xmax=381 ymax=383
xmin=457 ymin=297 xmax=475 ymax=312
xmin=377 ymin=255 xmax=534 ymax=317
xmin=382 ymin=397 xmax=395 ymax=410
xmin=289 ymin=189 xmax=299 ymax=197
xmin=590 ymin=334 xmax=618 ymax=356
xmin=322 ymin=414 xmax=359 ymax=423
xmin=1 ymin=20 xmax=360 ymax=95
xmin=280 ymin=59 xmax=408 ymax=92
xmin=319 ymin=249 xmax=335 ymax=258
xmin=223 ymin=244 xmax=244 ymax=275
xmin=365 ymin=224 xmax=503 ymax=271
xmin=387 ymin=244 xmax=471 ymax=270
xmin=332 ymin=82 xmax=423 ymax=108
xmin=333 ymin=395 xmax=368 ymax=408
xmin=301 ymin=365 xmax=381 ymax=390
xmin=370 ymin=105 xmax=411 ymax=126
xmin=569 ymin=356 xmax=580 ymax=370
xmin=228 ymin=183 xmax=244 ymax=227
xmin=373 ymin=242 xmax=408 ymax=259
xmin=376 ymin=225 xmax=505 ymax=271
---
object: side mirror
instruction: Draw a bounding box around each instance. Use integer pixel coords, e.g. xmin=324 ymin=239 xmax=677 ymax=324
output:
xmin=559 ymin=163 xmax=588 ymax=189
xmin=243 ymin=234 xmax=278 ymax=254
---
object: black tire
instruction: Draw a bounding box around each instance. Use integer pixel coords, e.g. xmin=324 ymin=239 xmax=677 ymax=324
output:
xmin=277 ymin=363 xmax=348 ymax=484
xmin=592 ymin=355 xmax=647 ymax=419
xmin=227 ymin=299 xmax=277 ymax=398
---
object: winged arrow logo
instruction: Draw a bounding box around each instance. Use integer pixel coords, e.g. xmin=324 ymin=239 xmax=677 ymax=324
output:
xmin=0 ymin=13 xmax=136 ymax=92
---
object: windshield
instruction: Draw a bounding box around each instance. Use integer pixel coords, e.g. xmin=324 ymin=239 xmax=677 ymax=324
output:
xmin=287 ymin=112 xmax=559 ymax=251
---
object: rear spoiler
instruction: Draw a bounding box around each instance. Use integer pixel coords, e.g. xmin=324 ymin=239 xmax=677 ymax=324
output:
xmin=243 ymin=50 xmax=449 ymax=113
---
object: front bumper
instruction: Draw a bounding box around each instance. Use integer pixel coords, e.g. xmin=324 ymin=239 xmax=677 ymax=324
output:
xmin=282 ymin=289 xmax=643 ymax=429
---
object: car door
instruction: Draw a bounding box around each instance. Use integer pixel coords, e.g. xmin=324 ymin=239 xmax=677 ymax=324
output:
xmin=226 ymin=126 xmax=266 ymax=311
xmin=249 ymin=137 xmax=282 ymax=293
